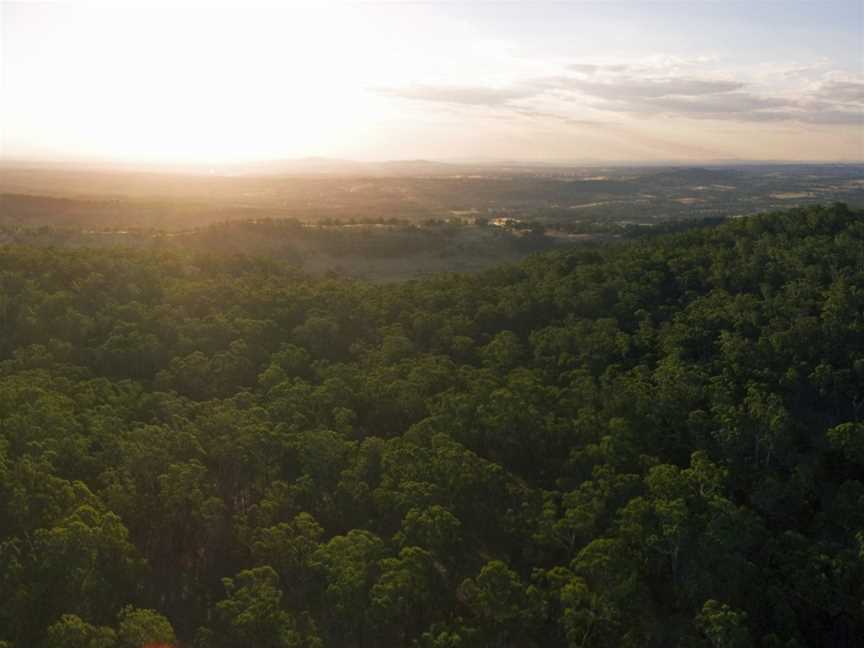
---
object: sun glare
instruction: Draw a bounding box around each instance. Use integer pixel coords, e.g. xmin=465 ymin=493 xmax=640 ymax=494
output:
xmin=4 ymin=5 xmax=409 ymax=163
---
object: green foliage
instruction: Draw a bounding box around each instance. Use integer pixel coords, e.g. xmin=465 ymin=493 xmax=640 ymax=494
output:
xmin=207 ymin=566 xmax=321 ymax=648
xmin=827 ymin=422 xmax=864 ymax=464
xmin=43 ymin=615 xmax=116 ymax=648
xmin=116 ymin=606 xmax=175 ymax=648
xmin=696 ymin=600 xmax=752 ymax=648
xmin=459 ymin=560 xmax=545 ymax=645
xmin=1 ymin=204 xmax=863 ymax=647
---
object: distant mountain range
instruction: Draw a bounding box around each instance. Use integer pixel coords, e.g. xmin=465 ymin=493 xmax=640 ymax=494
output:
xmin=232 ymin=157 xmax=463 ymax=176
xmin=3 ymin=156 xmax=861 ymax=178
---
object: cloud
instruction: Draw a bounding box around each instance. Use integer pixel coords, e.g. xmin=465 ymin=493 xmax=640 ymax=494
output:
xmin=560 ymin=76 xmax=744 ymax=100
xmin=566 ymin=55 xmax=716 ymax=76
xmin=567 ymin=63 xmax=601 ymax=74
xmin=798 ymin=109 xmax=864 ymax=125
xmin=375 ymin=57 xmax=864 ymax=127
xmin=567 ymin=63 xmax=632 ymax=75
xmin=552 ymin=66 xmax=863 ymax=125
xmin=820 ymin=80 xmax=864 ymax=103
xmin=597 ymin=91 xmax=790 ymax=114
xmin=581 ymin=91 xmax=862 ymax=124
xmin=375 ymin=83 xmax=539 ymax=107
xmin=374 ymin=74 xmax=742 ymax=113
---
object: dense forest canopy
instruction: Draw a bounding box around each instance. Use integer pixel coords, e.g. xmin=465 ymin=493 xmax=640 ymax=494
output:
xmin=1 ymin=203 xmax=863 ymax=647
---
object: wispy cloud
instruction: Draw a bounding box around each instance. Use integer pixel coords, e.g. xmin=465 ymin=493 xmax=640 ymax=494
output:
xmin=375 ymin=83 xmax=539 ymax=107
xmin=375 ymin=56 xmax=864 ymax=127
xmin=820 ymin=80 xmax=864 ymax=103
xmin=586 ymin=90 xmax=791 ymax=116
xmin=567 ymin=63 xmax=630 ymax=74
xmin=556 ymin=77 xmax=745 ymax=100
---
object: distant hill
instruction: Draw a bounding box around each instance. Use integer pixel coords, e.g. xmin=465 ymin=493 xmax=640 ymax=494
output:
xmin=645 ymin=167 xmax=742 ymax=186
xmin=232 ymin=157 xmax=462 ymax=176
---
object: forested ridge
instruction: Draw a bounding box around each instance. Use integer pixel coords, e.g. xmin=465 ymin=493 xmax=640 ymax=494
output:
xmin=1 ymin=203 xmax=863 ymax=647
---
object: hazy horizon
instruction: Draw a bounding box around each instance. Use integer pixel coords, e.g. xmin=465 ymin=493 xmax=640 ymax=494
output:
xmin=2 ymin=0 xmax=863 ymax=164
xmin=3 ymin=154 xmax=864 ymax=171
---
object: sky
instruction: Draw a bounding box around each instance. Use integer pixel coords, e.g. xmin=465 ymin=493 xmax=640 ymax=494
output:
xmin=1 ymin=0 xmax=863 ymax=164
